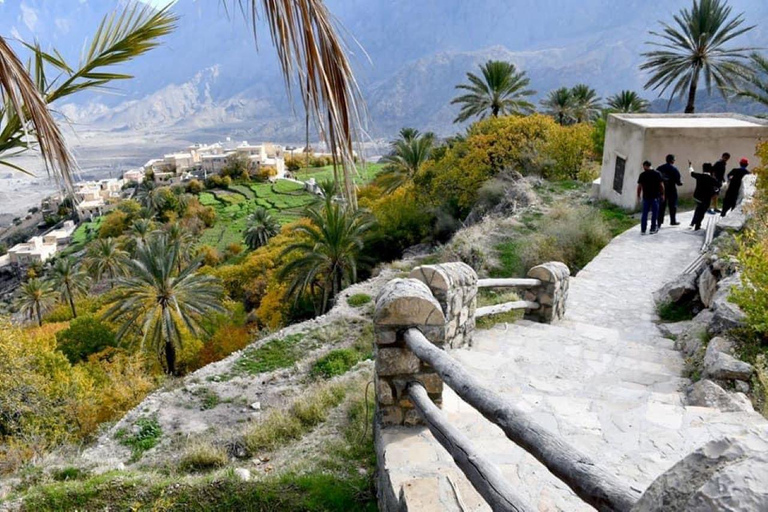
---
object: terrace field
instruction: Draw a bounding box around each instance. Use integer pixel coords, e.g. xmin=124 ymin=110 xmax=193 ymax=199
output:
xmin=294 ymin=162 xmax=384 ymax=184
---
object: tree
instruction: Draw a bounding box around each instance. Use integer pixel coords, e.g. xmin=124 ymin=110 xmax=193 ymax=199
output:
xmin=50 ymin=258 xmax=90 ymax=319
xmin=451 ymin=60 xmax=536 ymax=123
xmin=541 ymin=87 xmax=576 ymax=125
xmin=641 ymin=0 xmax=755 ymax=113
xmin=736 ymin=53 xmax=768 ymax=108
xmin=378 ymin=130 xmax=435 ymax=192
xmin=0 ymin=3 xmax=176 ymax=192
xmin=245 ymin=207 xmax=281 ymax=250
xmin=606 ymin=90 xmax=650 ymax=113
xmin=280 ymin=197 xmax=374 ymax=314
xmin=85 ymin=238 xmax=129 ymax=286
xmin=15 ymin=278 xmax=57 ymax=326
xmin=55 ymin=315 xmax=117 ymax=363
xmin=571 ymin=84 xmax=602 ymax=123
xmin=128 ymin=218 xmax=155 ymax=250
xmin=104 ymin=236 xmax=224 ymax=375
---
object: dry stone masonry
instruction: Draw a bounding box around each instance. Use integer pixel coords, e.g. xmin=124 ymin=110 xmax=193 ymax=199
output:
xmin=522 ymin=261 xmax=570 ymax=323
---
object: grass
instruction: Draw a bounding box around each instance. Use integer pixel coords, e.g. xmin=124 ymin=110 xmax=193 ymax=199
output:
xmin=178 ymin=440 xmax=228 ymax=473
xmin=50 ymin=467 xmax=88 ymax=482
xmin=114 ymin=415 xmax=162 ymax=462
xmin=657 ymin=300 xmax=696 ymax=322
xmin=311 ymin=349 xmax=360 ymax=379
xmin=294 ymin=163 xmax=384 ymax=185
xmin=233 ymin=333 xmax=305 ymax=375
xmin=596 ymin=201 xmax=638 ymax=236
xmin=193 ymin=387 xmax=220 ymax=410
xmin=475 ymin=289 xmax=525 ymax=329
xmin=347 ymin=293 xmax=372 ymax=307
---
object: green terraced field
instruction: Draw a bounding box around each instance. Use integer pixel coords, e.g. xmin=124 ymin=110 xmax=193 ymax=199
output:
xmin=294 ymin=163 xmax=384 ymax=185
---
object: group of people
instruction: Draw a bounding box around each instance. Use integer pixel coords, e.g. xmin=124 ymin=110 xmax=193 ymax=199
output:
xmin=636 ymin=152 xmax=751 ymax=235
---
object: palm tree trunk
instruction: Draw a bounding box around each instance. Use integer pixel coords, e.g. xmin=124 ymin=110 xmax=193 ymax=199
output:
xmin=685 ymin=68 xmax=700 ymax=114
xmin=491 ymin=104 xmax=499 ymax=117
xmin=66 ymin=281 xmax=77 ymax=318
xmin=35 ymin=303 xmax=42 ymax=327
xmin=165 ymin=340 xmax=176 ymax=375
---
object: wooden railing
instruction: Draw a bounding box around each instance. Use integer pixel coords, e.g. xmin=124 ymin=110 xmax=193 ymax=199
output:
xmin=475 ymin=277 xmax=542 ymax=318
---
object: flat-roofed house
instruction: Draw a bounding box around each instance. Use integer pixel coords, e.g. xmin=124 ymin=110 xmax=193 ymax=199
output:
xmin=8 ymin=236 xmax=58 ymax=265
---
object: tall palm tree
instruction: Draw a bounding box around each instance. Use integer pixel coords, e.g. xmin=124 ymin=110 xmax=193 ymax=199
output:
xmin=50 ymin=258 xmax=91 ymax=319
xmin=571 ymin=84 xmax=602 ymax=123
xmin=244 ymin=207 xmax=280 ymax=250
xmin=541 ymin=87 xmax=576 ymax=125
xmin=451 ymin=60 xmax=536 ymax=123
xmin=736 ymin=52 xmax=768 ymax=108
xmin=607 ymin=90 xmax=651 ymax=113
xmin=163 ymin=222 xmax=196 ymax=271
xmin=15 ymin=278 xmax=57 ymax=327
xmin=280 ymin=201 xmax=374 ymax=314
xmin=378 ymin=131 xmax=434 ymax=193
xmin=104 ymin=236 xmax=224 ymax=375
xmin=0 ymin=3 xmax=176 ymax=191
xmin=85 ymin=237 xmax=129 ymax=286
xmin=641 ymin=0 xmax=755 ymax=113
xmin=129 ymin=219 xmax=155 ymax=248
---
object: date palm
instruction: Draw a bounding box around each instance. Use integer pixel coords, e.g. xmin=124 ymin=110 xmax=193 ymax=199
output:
xmin=641 ymin=0 xmax=755 ymax=113
xmin=280 ymin=200 xmax=374 ymax=314
xmin=451 ymin=60 xmax=536 ymax=123
xmin=378 ymin=130 xmax=435 ymax=192
xmin=571 ymin=84 xmax=602 ymax=123
xmin=541 ymin=87 xmax=576 ymax=125
xmin=15 ymin=278 xmax=57 ymax=327
xmin=163 ymin=222 xmax=196 ymax=270
xmin=85 ymin=237 xmax=129 ymax=286
xmin=0 ymin=3 xmax=176 ymax=191
xmin=244 ymin=207 xmax=280 ymax=250
xmin=607 ymin=90 xmax=650 ymax=113
xmin=104 ymin=235 xmax=224 ymax=375
xmin=736 ymin=52 xmax=768 ymax=108
xmin=50 ymin=258 xmax=91 ymax=319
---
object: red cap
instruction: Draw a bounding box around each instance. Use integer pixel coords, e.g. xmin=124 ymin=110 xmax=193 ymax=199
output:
xmin=740 ymin=158 xmax=749 ymax=166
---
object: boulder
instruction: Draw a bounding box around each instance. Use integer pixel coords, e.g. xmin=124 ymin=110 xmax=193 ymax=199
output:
xmin=703 ymin=350 xmax=753 ymax=381
xmin=709 ymin=274 xmax=746 ymax=334
xmin=685 ymin=379 xmax=754 ymax=413
xmin=234 ymin=468 xmax=251 ymax=482
xmin=658 ymin=320 xmax=693 ymax=340
xmin=674 ymin=311 xmax=712 ymax=357
xmin=632 ymin=431 xmax=768 ymax=512
xmin=653 ymin=273 xmax=698 ymax=306
xmin=697 ymin=267 xmax=718 ymax=308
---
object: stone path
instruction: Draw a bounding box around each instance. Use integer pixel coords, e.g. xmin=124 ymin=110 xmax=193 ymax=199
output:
xmin=380 ymin=212 xmax=768 ymax=511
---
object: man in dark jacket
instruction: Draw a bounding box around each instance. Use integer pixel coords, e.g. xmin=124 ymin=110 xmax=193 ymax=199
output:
xmin=690 ymin=163 xmax=718 ymax=231
xmin=657 ymin=154 xmax=682 ymax=227
xmin=636 ymin=160 xmax=664 ymax=235
xmin=711 ymin=152 xmax=730 ymax=213
xmin=721 ymin=158 xmax=751 ymax=217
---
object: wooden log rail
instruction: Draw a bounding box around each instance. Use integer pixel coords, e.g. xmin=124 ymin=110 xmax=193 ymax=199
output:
xmin=475 ymin=300 xmax=539 ymax=318
xmin=477 ymin=278 xmax=542 ymax=289
xmin=408 ymin=383 xmax=535 ymax=512
xmin=404 ymin=327 xmax=641 ymax=512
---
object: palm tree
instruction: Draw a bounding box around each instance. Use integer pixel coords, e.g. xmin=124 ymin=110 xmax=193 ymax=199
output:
xmin=104 ymin=236 xmax=224 ymax=375
xmin=736 ymin=52 xmax=768 ymax=108
xmin=607 ymin=90 xmax=651 ymax=113
xmin=50 ymin=258 xmax=91 ymax=319
xmin=541 ymin=87 xmax=576 ymax=125
xmin=244 ymin=207 xmax=280 ymax=250
xmin=0 ymin=3 xmax=176 ymax=192
xmin=15 ymin=278 xmax=57 ymax=327
xmin=280 ymin=201 xmax=374 ymax=314
xmin=451 ymin=60 xmax=536 ymax=123
xmin=163 ymin=222 xmax=196 ymax=271
xmin=571 ymin=84 xmax=602 ymax=122
xmin=641 ymin=0 xmax=755 ymax=113
xmin=137 ymin=184 xmax=165 ymax=213
xmin=378 ymin=131 xmax=434 ymax=193
xmin=129 ymin=219 xmax=155 ymax=251
xmin=85 ymin=238 xmax=129 ymax=286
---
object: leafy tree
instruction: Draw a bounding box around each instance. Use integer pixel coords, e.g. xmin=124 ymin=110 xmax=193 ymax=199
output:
xmin=541 ymin=87 xmax=575 ymax=125
xmin=56 ymin=315 xmax=117 ymax=363
xmin=571 ymin=84 xmax=602 ymax=122
xmin=85 ymin=237 xmax=129 ymax=286
xmin=606 ymin=90 xmax=650 ymax=113
xmin=378 ymin=129 xmax=435 ymax=192
xmin=280 ymin=196 xmax=374 ymax=314
xmin=641 ymin=0 xmax=755 ymax=113
xmin=451 ymin=60 xmax=536 ymax=123
xmin=15 ymin=278 xmax=57 ymax=326
xmin=245 ymin=207 xmax=281 ymax=250
xmin=98 ymin=211 xmax=130 ymax=238
xmin=736 ymin=52 xmax=768 ymax=108
xmin=104 ymin=236 xmax=225 ymax=375
xmin=50 ymin=258 xmax=91 ymax=319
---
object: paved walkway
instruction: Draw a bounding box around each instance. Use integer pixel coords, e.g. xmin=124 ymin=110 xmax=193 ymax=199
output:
xmin=380 ymin=213 xmax=768 ymax=511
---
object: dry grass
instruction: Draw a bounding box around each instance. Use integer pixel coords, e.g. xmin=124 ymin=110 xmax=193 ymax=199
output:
xmin=178 ymin=440 xmax=228 ymax=473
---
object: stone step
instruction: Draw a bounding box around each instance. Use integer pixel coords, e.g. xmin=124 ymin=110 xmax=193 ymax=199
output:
xmin=518 ymin=319 xmax=678 ymax=352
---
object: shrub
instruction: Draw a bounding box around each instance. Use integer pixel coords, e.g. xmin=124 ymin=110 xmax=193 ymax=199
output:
xmin=225 ymin=242 xmax=244 ymax=258
xmin=115 ymin=415 xmax=162 ymax=461
xmin=186 ymin=179 xmax=204 ymax=194
xmin=198 ymin=245 xmax=222 ymax=267
xmin=98 ymin=211 xmax=129 ymax=238
xmin=657 ymin=300 xmax=696 ymax=322
xmin=51 ymin=467 xmax=88 ymax=482
xmin=347 ymin=294 xmax=371 ymax=307
xmin=56 ymin=315 xmax=117 ymax=363
xmin=179 ymin=440 xmax=228 ymax=472
xmin=285 ymin=157 xmax=302 ymax=172
xmin=310 ymin=349 xmax=359 ymax=378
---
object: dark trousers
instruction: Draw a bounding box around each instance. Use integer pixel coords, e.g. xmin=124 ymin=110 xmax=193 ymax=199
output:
xmin=721 ymin=192 xmax=739 ymax=217
xmin=691 ymin=200 xmax=709 ymax=229
xmin=659 ymin=193 xmax=678 ymax=225
xmin=641 ymin=198 xmax=660 ymax=233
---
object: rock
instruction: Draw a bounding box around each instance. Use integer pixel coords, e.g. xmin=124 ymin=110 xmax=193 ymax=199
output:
xmin=250 ymin=402 xmax=261 ymax=411
xmin=735 ymin=380 xmax=750 ymax=393
xmin=703 ymin=350 xmax=753 ymax=381
xmin=234 ymin=468 xmax=251 ymax=482
xmin=685 ymin=380 xmax=754 ymax=413
xmin=709 ymin=274 xmax=747 ymax=334
xmin=653 ymin=273 xmax=698 ymax=306
xmin=658 ymin=320 xmax=693 ymax=340
xmin=706 ymin=336 xmax=734 ymax=356
xmin=716 ymin=209 xmax=747 ymax=233
xmin=633 ymin=431 xmax=768 ymax=512
xmin=402 ymin=243 xmax=433 ymax=259
xmin=675 ymin=311 xmax=711 ymax=357
xmin=697 ymin=267 xmax=718 ymax=308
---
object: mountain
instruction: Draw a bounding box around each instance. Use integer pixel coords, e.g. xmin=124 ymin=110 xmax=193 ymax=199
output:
xmin=1 ymin=0 xmax=767 ymax=143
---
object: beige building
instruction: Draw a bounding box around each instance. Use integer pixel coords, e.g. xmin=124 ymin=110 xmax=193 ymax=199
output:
xmin=599 ymin=113 xmax=768 ymax=209
xmin=122 ymin=169 xmax=145 ymax=183
xmin=8 ymin=236 xmax=58 ymax=265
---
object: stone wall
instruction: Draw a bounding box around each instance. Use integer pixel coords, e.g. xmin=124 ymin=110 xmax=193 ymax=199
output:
xmin=409 ymin=262 xmax=478 ymax=349
xmin=523 ymin=262 xmax=570 ymax=324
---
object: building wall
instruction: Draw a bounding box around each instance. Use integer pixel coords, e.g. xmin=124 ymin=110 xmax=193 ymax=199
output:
xmin=599 ymin=116 xmax=646 ymax=209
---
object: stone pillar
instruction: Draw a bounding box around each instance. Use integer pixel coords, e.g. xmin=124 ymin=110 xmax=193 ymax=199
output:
xmin=409 ymin=262 xmax=478 ymax=349
xmin=374 ymin=278 xmax=447 ymax=426
xmin=523 ymin=262 xmax=570 ymax=324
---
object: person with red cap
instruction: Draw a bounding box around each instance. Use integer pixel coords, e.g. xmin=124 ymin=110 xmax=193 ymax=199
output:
xmin=721 ymin=158 xmax=751 ymax=217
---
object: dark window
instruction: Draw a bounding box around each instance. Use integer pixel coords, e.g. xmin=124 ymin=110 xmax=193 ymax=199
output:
xmin=613 ymin=156 xmax=626 ymax=194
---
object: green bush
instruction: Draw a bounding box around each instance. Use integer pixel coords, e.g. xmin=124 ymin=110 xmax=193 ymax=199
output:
xmin=657 ymin=301 xmax=695 ymax=322
xmin=347 ymin=294 xmax=371 ymax=307
xmin=311 ymin=349 xmax=360 ymax=379
xmin=55 ymin=316 xmax=117 ymax=363
xmin=115 ymin=416 xmax=162 ymax=461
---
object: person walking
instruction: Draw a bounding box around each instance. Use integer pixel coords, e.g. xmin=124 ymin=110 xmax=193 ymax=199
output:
xmin=690 ymin=162 xmax=718 ymax=231
xmin=721 ymin=158 xmax=751 ymax=217
xmin=657 ymin=154 xmax=682 ymax=227
xmin=710 ymin=152 xmax=730 ymax=213
xmin=636 ymin=160 xmax=664 ymax=235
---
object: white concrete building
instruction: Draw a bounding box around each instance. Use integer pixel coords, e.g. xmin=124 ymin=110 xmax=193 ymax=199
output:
xmin=43 ymin=221 xmax=77 ymax=247
xmin=122 ymin=169 xmax=145 ymax=183
xmin=8 ymin=236 xmax=58 ymax=265
xmin=599 ymin=113 xmax=768 ymax=209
